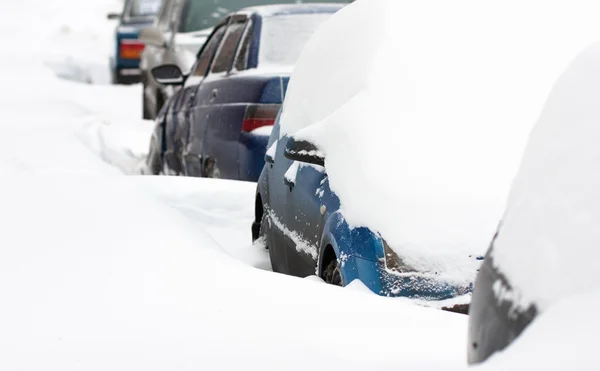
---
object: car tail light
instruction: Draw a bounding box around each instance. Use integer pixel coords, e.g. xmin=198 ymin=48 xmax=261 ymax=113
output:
xmin=242 ymin=104 xmax=280 ymax=133
xmin=119 ymin=39 xmax=145 ymax=59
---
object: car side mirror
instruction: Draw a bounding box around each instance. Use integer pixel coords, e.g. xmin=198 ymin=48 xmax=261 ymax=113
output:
xmin=107 ymin=12 xmax=121 ymax=20
xmin=139 ymin=27 xmax=166 ymax=47
xmin=284 ymin=137 xmax=324 ymax=167
xmin=151 ymin=64 xmax=185 ymax=86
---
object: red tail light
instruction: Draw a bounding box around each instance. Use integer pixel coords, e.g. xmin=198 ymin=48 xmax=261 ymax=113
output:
xmin=119 ymin=39 xmax=145 ymax=59
xmin=242 ymin=104 xmax=280 ymax=133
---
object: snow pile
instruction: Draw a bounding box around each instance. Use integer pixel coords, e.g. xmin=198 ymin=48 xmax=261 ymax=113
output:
xmin=39 ymin=0 xmax=123 ymax=84
xmin=136 ymin=176 xmax=271 ymax=270
xmin=490 ymin=39 xmax=600 ymax=311
xmin=280 ymin=0 xmax=600 ymax=285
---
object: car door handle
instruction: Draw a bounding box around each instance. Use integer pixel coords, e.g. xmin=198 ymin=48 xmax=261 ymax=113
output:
xmin=283 ymin=176 xmax=295 ymax=190
xmin=265 ymin=153 xmax=274 ymax=165
xmin=211 ymin=89 xmax=218 ymax=99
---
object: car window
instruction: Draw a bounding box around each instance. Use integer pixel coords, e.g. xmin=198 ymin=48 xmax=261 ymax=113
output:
xmin=211 ymin=21 xmax=246 ymax=74
xmin=192 ymin=25 xmax=227 ymax=77
xmin=234 ymin=20 xmax=253 ymax=71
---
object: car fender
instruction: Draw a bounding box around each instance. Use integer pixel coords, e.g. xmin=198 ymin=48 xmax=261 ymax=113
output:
xmin=318 ymin=212 xmax=384 ymax=292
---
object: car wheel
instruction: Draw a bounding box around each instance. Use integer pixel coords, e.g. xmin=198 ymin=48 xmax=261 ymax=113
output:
xmin=111 ymin=68 xmax=120 ymax=85
xmin=202 ymin=157 xmax=221 ymax=178
xmin=146 ymin=132 xmax=163 ymax=175
xmin=156 ymin=92 xmax=165 ymax=116
xmin=323 ymin=258 xmax=343 ymax=286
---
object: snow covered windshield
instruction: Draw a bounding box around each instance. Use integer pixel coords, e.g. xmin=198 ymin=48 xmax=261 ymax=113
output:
xmin=259 ymin=14 xmax=331 ymax=68
xmin=279 ymin=0 xmax=600 ymax=285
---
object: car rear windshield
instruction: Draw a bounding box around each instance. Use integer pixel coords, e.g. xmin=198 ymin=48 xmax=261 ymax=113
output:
xmin=259 ymin=13 xmax=331 ymax=68
xmin=129 ymin=0 xmax=162 ymax=17
xmin=180 ymin=0 xmax=344 ymax=33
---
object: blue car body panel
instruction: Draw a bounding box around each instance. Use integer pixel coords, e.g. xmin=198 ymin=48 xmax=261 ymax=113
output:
xmin=256 ymin=116 xmax=475 ymax=300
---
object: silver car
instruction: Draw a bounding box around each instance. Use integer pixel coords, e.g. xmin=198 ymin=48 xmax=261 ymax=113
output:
xmin=139 ymin=0 xmax=213 ymax=119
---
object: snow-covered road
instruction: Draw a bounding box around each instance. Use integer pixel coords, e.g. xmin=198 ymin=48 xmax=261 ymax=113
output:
xmin=0 ymin=0 xmax=475 ymax=370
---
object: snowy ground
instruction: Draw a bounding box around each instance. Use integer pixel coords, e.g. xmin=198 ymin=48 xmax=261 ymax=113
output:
xmin=0 ymin=0 xmax=541 ymax=369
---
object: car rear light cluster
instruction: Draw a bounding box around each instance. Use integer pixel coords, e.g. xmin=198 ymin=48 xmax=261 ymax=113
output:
xmin=119 ymin=39 xmax=145 ymax=59
xmin=242 ymin=104 xmax=280 ymax=133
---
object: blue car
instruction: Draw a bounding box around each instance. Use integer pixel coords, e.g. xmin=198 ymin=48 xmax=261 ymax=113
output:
xmin=252 ymin=117 xmax=475 ymax=310
xmin=108 ymin=0 xmax=162 ymax=84
xmin=145 ymin=3 xmax=346 ymax=180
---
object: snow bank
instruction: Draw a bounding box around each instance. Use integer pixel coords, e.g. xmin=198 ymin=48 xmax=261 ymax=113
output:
xmin=39 ymin=0 xmax=122 ymax=84
xmin=0 ymin=173 xmax=469 ymax=371
xmin=280 ymin=0 xmax=600 ymax=285
xmin=135 ymin=176 xmax=271 ymax=270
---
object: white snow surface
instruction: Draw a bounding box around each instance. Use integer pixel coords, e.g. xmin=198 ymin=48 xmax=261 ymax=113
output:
xmin=280 ymin=0 xmax=600 ymax=285
xmin=259 ymin=13 xmax=333 ymax=68
xmin=0 ymin=0 xmax=474 ymax=369
xmin=491 ymin=40 xmax=600 ymax=312
xmin=476 ymin=292 xmax=600 ymax=370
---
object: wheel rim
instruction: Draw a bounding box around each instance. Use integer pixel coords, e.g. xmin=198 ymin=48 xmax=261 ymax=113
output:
xmin=331 ymin=264 xmax=343 ymax=286
xmin=325 ymin=260 xmax=344 ymax=287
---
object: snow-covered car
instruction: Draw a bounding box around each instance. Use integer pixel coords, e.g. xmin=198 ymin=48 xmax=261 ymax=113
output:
xmin=252 ymin=0 xmax=600 ymax=308
xmin=108 ymin=0 xmax=162 ymax=84
xmin=467 ymin=40 xmax=600 ymax=367
xmin=145 ymin=4 xmax=345 ymax=180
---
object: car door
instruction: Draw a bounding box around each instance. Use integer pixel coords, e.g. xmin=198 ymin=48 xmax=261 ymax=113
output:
xmin=178 ymin=21 xmax=228 ymax=176
xmin=262 ymin=122 xmax=292 ymax=275
xmin=196 ymin=17 xmax=248 ymax=179
xmin=282 ymin=159 xmax=327 ymax=276
xmin=265 ymin=132 xmax=325 ymax=276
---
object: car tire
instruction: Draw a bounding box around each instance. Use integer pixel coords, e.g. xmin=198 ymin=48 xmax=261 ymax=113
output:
xmin=323 ymin=258 xmax=343 ymax=286
xmin=202 ymin=157 xmax=221 ymax=178
xmin=111 ymin=68 xmax=120 ymax=85
xmin=156 ymin=92 xmax=165 ymax=117
xmin=146 ymin=134 xmax=163 ymax=175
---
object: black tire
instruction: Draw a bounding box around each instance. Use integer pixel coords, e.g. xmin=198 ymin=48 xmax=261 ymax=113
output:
xmin=111 ymin=68 xmax=120 ymax=85
xmin=323 ymin=258 xmax=344 ymax=286
xmin=146 ymin=135 xmax=163 ymax=175
xmin=202 ymin=157 xmax=221 ymax=178
xmin=156 ymin=92 xmax=165 ymax=117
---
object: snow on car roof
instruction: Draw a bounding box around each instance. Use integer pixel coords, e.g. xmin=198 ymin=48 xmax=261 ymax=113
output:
xmin=236 ymin=3 xmax=345 ymax=17
xmin=279 ymin=0 xmax=600 ymax=285
xmin=491 ymin=40 xmax=600 ymax=312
